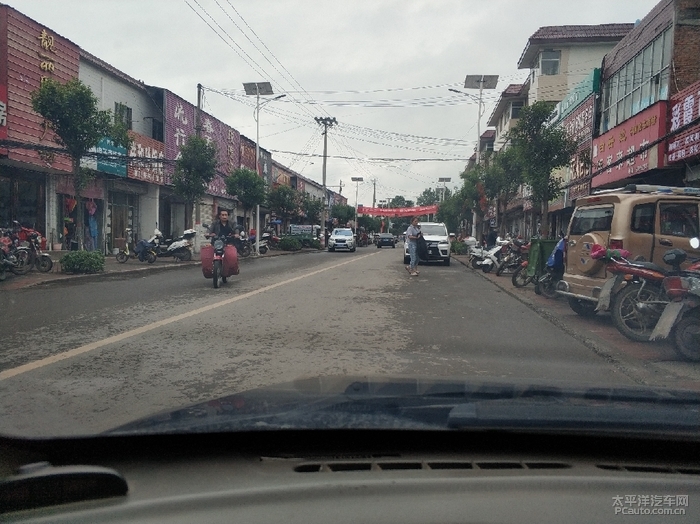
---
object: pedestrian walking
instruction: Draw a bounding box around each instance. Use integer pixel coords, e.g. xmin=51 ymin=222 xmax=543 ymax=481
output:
xmin=405 ymin=217 xmax=421 ymax=276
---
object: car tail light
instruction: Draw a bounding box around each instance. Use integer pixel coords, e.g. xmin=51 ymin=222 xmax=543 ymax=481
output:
xmin=609 ymin=239 xmax=624 ymax=250
xmin=663 ymin=276 xmax=700 ymax=300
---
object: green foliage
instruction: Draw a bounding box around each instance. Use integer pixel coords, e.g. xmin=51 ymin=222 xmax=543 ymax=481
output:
xmin=451 ymin=241 xmax=468 ymax=255
xmin=31 ymin=78 xmax=131 ymax=194
xmin=302 ymin=195 xmax=324 ymax=224
xmin=358 ymin=215 xmax=381 ymax=232
xmin=436 ymin=193 xmax=461 ymax=233
xmin=330 ymin=203 xmax=355 ymax=225
xmin=507 ymin=101 xmax=578 ymax=208
xmin=279 ymin=236 xmax=302 ymax=251
xmin=389 ymin=195 xmax=407 ymax=208
xmin=59 ymin=251 xmax=105 ymax=273
xmin=173 ymin=136 xmax=218 ymax=207
xmin=268 ymin=185 xmax=302 ymax=221
xmin=309 ymin=239 xmax=322 ymax=249
xmin=416 ymin=188 xmax=439 ymax=206
xmin=226 ymin=168 xmax=266 ymax=217
xmin=460 ymin=166 xmax=487 ymax=217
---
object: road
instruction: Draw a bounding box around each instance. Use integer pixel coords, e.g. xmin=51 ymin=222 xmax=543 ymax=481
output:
xmin=0 ymin=245 xmax=642 ymax=437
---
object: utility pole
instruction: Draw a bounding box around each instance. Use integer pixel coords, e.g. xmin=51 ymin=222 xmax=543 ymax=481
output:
xmin=194 ymin=83 xmax=204 ymax=230
xmin=372 ymin=178 xmax=377 ymax=208
xmin=314 ymin=116 xmax=337 ymax=246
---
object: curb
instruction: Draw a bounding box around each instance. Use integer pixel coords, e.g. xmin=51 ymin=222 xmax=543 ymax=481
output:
xmin=7 ymin=248 xmax=322 ymax=290
xmin=451 ymin=255 xmax=661 ymax=387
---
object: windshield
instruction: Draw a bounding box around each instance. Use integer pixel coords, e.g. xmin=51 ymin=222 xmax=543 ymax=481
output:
xmin=419 ymin=224 xmax=449 ymax=236
xmin=1 ymin=0 xmax=696 ymax=448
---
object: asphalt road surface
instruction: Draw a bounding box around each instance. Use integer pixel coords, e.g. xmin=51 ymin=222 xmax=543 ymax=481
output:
xmin=0 ymin=246 xmax=638 ymax=437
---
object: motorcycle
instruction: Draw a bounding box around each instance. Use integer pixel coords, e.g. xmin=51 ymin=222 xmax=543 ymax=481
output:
xmin=153 ymin=228 xmax=195 ymax=261
xmin=479 ymin=240 xmax=509 ymax=273
xmin=495 ymin=239 xmax=530 ymax=276
xmin=8 ymin=221 xmax=52 ymax=272
xmin=116 ymin=228 xmax=157 ymax=264
xmin=534 ymin=237 xmax=566 ymax=299
xmin=649 ymin=237 xmax=700 ymax=360
xmin=511 ymin=259 xmax=534 ymax=288
xmin=467 ymin=244 xmax=489 ymax=270
xmin=261 ymin=229 xmax=280 ymax=250
xmin=0 ymin=227 xmax=31 ymax=278
xmin=201 ymin=229 xmax=239 ymax=289
xmin=589 ymin=244 xmax=700 ymax=342
xmin=237 ymin=232 xmax=253 ymax=258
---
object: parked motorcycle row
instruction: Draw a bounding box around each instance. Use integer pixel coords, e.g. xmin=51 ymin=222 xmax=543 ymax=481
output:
xmin=116 ymin=228 xmax=197 ymax=264
xmin=0 ymin=221 xmax=53 ymax=281
xmin=461 ymin=235 xmax=700 ymax=362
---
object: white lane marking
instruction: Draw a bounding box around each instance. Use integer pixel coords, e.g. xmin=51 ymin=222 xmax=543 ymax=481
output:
xmin=0 ymin=253 xmax=379 ymax=381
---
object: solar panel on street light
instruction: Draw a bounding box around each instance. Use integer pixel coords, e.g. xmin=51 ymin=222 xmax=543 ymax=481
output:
xmin=463 ymin=75 xmax=499 ymax=90
xmin=243 ymin=82 xmax=273 ymax=96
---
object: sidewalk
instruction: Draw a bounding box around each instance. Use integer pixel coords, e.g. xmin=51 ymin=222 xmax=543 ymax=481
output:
xmin=1 ymin=248 xmax=319 ymax=291
xmin=450 ymin=254 xmax=700 ymax=389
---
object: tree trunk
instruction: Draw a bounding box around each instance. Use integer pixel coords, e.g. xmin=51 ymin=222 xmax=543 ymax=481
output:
xmin=540 ymin=201 xmax=549 ymax=239
xmin=72 ymin=160 xmax=84 ymax=250
xmin=185 ymin=202 xmax=193 ymax=229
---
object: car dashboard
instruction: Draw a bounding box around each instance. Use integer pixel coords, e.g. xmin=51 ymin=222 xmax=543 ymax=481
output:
xmin=1 ymin=430 xmax=699 ymax=523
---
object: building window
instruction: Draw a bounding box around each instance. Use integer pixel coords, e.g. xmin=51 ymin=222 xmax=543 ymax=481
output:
xmin=151 ymin=118 xmax=163 ymax=142
xmin=540 ymin=50 xmax=560 ymax=76
xmin=601 ymin=26 xmax=673 ymax=132
xmin=511 ymin=101 xmax=523 ymax=118
xmin=115 ymin=102 xmax=133 ymax=130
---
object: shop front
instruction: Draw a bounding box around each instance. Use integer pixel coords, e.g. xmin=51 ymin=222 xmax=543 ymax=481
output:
xmin=106 ymin=179 xmax=147 ymax=253
xmin=0 ymin=166 xmax=45 ymax=234
xmin=55 ymin=175 xmax=105 ymax=251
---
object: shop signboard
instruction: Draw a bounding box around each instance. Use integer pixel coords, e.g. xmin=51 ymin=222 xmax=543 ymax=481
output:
xmin=128 ymin=132 xmax=165 ymax=185
xmin=561 ymin=95 xmax=595 ymax=203
xmin=667 ymin=79 xmax=700 ymax=163
xmin=591 ymin=101 xmax=666 ymax=188
xmin=81 ymin=137 xmax=127 ymax=177
xmin=0 ymin=84 xmax=7 ymax=141
xmin=0 ymin=7 xmax=79 ymax=171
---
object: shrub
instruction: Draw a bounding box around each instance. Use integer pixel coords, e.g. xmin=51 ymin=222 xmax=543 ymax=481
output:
xmin=279 ymin=236 xmax=302 ymax=251
xmin=451 ymin=241 xmax=468 ymax=255
xmin=60 ymin=251 xmax=105 ymax=273
xmin=309 ymin=239 xmax=322 ymax=249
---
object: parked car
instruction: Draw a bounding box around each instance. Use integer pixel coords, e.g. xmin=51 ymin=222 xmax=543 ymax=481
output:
xmin=376 ymin=233 xmax=396 ymax=248
xmin=557 ymin=184 xmax=700 ymax=316
xmin=403 ymin=221 xmax=451 ymax=266
xmin=327 ymin=228 xmax=356 ymax=252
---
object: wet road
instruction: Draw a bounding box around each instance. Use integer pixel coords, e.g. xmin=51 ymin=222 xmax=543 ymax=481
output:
xmin=0 ymin=246 xmax=638 ymax=437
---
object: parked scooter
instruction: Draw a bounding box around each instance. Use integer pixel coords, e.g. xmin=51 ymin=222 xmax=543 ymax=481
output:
xmin=9 ymin=221 xmax=52 ymax=272
xmin=479 ymin=240 xmax=509 ymax=273
xmin=116 ymin=228 xmax=157 ymax=264
xmin=153 ymin=228 xmax=195 ymax=261
xmin=649 ymin=237 xmax=700 ymax=360
xmin=534 ymin=237 xmax=566 ymax=298
xmin=237 ymin=232 xmax=253 ymax=258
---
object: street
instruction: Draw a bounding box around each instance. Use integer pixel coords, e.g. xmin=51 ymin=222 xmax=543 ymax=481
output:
xmin=0 ymin=246 xmax=689 ymax=437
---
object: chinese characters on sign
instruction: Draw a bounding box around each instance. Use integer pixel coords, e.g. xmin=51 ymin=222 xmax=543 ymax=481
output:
xmin=612 ymin=494 xmax=688 ymax=516
xmin=667 ymin=79 xmax=700 ymax=163
xmin=561 ymin=96 xmax=595 ymax=202
xmin=37 ymin=29 xmax=57 ymax=84
xmin=128 ymin=133 xmax=165 ymax=184
xmin=591 ymin=102 xmax=667 ymax=188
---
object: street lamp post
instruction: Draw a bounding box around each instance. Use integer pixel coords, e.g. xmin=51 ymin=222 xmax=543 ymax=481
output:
xmin=450 ymin=75 xmax=498 ymax=236
xmin=351 ymin=176 xmax=363 ymax=235
xmin=244 ymin=82 xmax=285 ymax=255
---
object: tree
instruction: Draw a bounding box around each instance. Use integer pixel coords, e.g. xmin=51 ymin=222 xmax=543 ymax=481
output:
xmin=330 ymin=203 xmax=355 ymax=226
xmin=31 ymin=78 xmax=130 ymax=247
xmin=301 ymin=195 xmax=324 ymax=224
xmin=481 ymin=147 xmax=522 ymax=235
xmin=357 ymin=215 xmax=381 ymax=232
xmin=436 ymin=192 xmax=461 ymax=234
xmin=416 ymin=188 xmax=439 ymax=206
xmin=268 ymin=185 xmax=301 ymax=222
xmin=508 ymin=101 xmax=578 ymax=237
xmin=172 ymin=136 xmax=218 ymax=229
xmin=226 ymin=167 xmax=266 ymax=227
xmin=460 ymin=165 xmax=489 ymax=236
xmin=389 ymin=195 xmax=408 ymax=208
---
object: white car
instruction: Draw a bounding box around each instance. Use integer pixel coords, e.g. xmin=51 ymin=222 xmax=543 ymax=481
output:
xmin=403 ymin=222 xmax=451 ymax=266
xmin=327 ymin=228 xmax=356 ymax=252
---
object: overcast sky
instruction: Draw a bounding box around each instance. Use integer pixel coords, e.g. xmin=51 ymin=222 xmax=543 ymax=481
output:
xmin=7 ymin=0 xmax=660 ymax=205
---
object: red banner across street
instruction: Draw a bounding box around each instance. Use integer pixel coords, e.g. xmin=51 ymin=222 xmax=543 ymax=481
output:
xmin=357 ymin=205 xmax=439 ymax=217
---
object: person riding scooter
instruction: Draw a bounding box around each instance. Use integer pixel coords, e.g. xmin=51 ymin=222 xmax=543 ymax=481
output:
xmin=207 ymin=209 xmax=243 ymax=251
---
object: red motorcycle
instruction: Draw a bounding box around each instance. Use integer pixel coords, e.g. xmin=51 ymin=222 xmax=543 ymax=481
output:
xmin=650 ymin=238 xmax=700 ymax=360
xmin=201 ymin=233 xmax=239 ymax=289
xmin=12 ymin=221 xmax=52 ymax=272
xmin=592 ymin=244 xmax=700 ymax=342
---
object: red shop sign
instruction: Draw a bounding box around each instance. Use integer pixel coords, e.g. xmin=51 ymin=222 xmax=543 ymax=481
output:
xmin=591 ymin=102 xmax=666 ymax=188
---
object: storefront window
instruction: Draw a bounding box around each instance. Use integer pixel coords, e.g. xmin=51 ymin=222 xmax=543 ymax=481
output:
xmin=108 ymin=191 xmax=138 ymax=252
